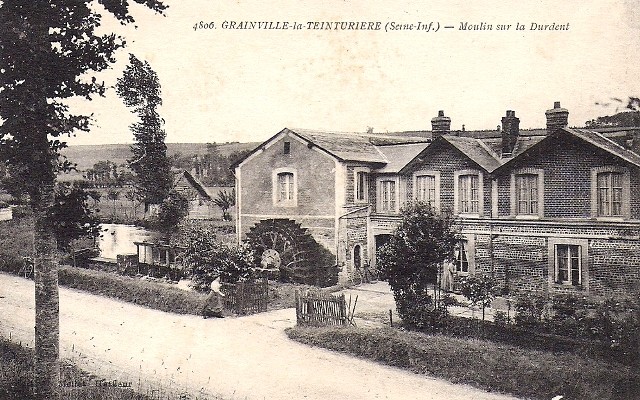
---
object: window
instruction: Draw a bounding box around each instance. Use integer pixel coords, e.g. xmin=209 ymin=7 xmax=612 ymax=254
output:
xmin=510 ymin=168 xmax=544 ymax=218
xmin=597 ymin=171 xmax=623 ymax=216
xmin=353 ymin=245 xmax=362 ymax=269
xmin=278 ymin=172 xmax=294 ymax=201
xmin=516 ymin=174 xmax=539 ymax=215
xmin=591 ymin=166 xmax=629 ymax=219
xmin=416 ymin=175 xmax=436 ymax=204
xmin=379 ymin=179 xmax=396 ymax=212
xmin=354 ymin=169 xmax=369 ymax=203
xmin=459 ymin=174 xmax=479 ymax=213
xmin=283 ymin=141 xmax=291 ymax=154
xmin=272 ymin=168 xmax=297 ymax=207
xmin=555 ymin=244 xmax=581 ymax=286
xmin=454 ymin=241 xmax=469 ymax=274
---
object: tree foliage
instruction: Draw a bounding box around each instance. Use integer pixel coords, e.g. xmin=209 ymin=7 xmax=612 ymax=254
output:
xmin=49 ymin=183 xmax=101 ymax=252
xmin=213 ymin=189 xmax=235 ymax=221
xmin=173 ymin=222 xmax=258 ymax=290
xmin=586 ymin=96 xmax=640 ymax=127
xmin=116 ymin=54 xmax=172 ymax=208
xmin=156 ymin=190 xmax=189 ymax=232
xmin=458 ymin=274 xmax=500 ymax=320
xmin=0 ymin=2 xmax=166 ymax=398
xmin=377 ymin=202 xmax=458 ymax=329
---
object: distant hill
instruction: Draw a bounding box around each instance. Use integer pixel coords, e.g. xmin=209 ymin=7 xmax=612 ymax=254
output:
xmin=60 ymin=142 xmax=259 ymax=172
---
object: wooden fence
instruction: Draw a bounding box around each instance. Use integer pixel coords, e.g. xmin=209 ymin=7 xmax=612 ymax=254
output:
xmin=295 ymin=289 xmax=356 ymax=326
xmin=220 ymin=278 xmax=269 ymax=315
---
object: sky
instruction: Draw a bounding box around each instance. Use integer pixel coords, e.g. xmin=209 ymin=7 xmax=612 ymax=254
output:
xmin=64 ymin=0 xmax=640 ymax=145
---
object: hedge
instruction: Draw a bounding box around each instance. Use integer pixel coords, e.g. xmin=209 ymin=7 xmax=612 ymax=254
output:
xmin=58 ymin=266 xmax=205 ymax=315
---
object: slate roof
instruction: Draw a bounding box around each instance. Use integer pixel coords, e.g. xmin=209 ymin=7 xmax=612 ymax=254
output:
xmin=375 ymin=143 xmax=432 ymax=173
xmin=287 ymin=128 xmax=429 ymax=164
xmin=442 ymin=136 xmax=503 ymax=172
xmin=566 ymin=128 xmax=640 ymax=167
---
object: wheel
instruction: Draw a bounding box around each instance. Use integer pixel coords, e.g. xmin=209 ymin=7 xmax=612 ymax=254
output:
xmin=245 ymin=219 xmax=337 ymax=286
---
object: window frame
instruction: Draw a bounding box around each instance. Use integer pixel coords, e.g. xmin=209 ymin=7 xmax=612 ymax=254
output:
xmin=272 ymin=167 xmax=297 ymax=207
xmin=413 ymin=170 xmax=440 ymax=211
xmin=510 ymin=168 xmax=544 ymax=218
xmin=591 ymin=166 xmax=630 ymax=220
xmin=353 ymin=167 xmax=370 ymax=204
xmin=377 ymin=176 xmax=400 ymax=213
xmin=548 ymin=238 xmax=589 ymax=291
xmin=453 ymin=170 xmax=484 ymax=217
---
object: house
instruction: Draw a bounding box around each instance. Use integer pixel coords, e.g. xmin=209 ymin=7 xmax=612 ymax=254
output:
xmin=234 ymin=103 xmax=640 ymax=297
xmin=173 ymin=170 xmax=215 ymax=219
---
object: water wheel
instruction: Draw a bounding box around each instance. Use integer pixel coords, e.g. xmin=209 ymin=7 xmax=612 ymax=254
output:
xmin=245 ymin=219 xmax=337 ymax=286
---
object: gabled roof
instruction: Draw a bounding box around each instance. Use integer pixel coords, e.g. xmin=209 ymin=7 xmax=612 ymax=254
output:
xmin=174 ymin=170 xmax=212 ymax=200
xmin=375 ymin=142 xmax=431 ymax=173
xmin=442 ymin=136 xmax=503 ymax=172
xmin=232 ymin=127 xmax=431 ymax=168
xmin=495 ymin=127 xmax=640 ymax=172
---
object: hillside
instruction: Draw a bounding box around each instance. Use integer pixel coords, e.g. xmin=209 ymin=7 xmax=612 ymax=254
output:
xmin=60 ymin=142 xmax=259 ymax=172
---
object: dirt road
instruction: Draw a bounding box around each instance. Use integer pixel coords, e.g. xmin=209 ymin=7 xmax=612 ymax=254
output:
xmin=0 ymin=273 xmax=517 ymax=400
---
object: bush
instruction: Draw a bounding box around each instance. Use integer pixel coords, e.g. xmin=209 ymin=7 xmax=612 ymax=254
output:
xmin=514 ymin=293 xmax=549 ymax=329
xmin=58 ymin=266 xmax=205 ymax=315
xmin=458 ymin=274 xmax=500 ymax=320
xmin=172 ymin=221 xmax=258 ymax=291
xmin=377 ymin=202 xmax=458 ymax=329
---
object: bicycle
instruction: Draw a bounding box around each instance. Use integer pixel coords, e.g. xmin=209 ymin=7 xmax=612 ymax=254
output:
xmin=354 ymin=261 xmax=379 ymax=285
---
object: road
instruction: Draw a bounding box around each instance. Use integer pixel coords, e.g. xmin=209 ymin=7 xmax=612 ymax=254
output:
xmin=0 ymin=273 xmax=517 ymax=400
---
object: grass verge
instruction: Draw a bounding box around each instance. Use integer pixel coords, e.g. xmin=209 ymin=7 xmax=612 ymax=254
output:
xmin=286 ymin=325 xmax=640 ymax=400
xmin=0 ymin=338 xmax=146 ymax=399
xmin=58 ymin=266 xmax=206 ymax=315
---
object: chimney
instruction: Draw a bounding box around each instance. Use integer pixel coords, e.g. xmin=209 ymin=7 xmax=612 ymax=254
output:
xmin=545 ymin=101 xmax=569 ymax=135
xmin=431 ymin=110 xmax=451 ymax=139
xmin=501 ymin=110 xmax=520 ymax=157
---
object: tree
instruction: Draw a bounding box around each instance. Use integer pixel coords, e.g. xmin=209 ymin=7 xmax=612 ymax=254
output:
xmin=107 ymin=189 xmax=120 ymax=218
xmin=156 ymin=190 xmax=189 ymax=232
xmin=458 ymin=274 xmax=500 ymax=321
xmin=49 ymin=183 xmax=101 ymax=252
xmin=213 ymin=189 xmax=236 ymax=221
xmin=116 ymin=54 xmax=172 ymax=212
xmin=377 ymin=202 xmax=458 ymax=329
xmin=586 ymin=96 xmax=640 ymax=127
xmin=0 ymin=2 xmax=166 ymax=398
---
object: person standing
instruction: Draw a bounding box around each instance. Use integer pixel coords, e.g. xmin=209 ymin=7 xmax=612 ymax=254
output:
xmin=202 ymin=276 xmax=225 ymax=318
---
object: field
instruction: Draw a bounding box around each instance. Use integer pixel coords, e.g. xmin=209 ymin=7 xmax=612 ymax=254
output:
xmin=90 ymin=186 xmax=235 ymax=223
xmin=58 ymin=142 xmax=258 ymax=181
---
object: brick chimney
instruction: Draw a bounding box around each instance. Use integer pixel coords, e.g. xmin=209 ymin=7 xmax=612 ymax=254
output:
xmin=545 ymin=101 xmax=569 ymax=135
xmin=501 ymin=110 xmax=520 ymax=157
xmin=431 ymin=110 xmax=451 ymax=139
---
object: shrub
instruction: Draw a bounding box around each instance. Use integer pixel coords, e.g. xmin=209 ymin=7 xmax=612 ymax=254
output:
xmin=172 ymin=221 xmax=258 ymax=291
xmin=458 ymin=274 xmax=500 ymax=320
xmin=155 ymin=190 xmax=189 ymax=232
xmin=493 ymin=310 xmax=511 ymax=325
xmin=514 ymin=293 xmax=549 ymax=329
xmin=377 ymin=202 xmax=458 ymax=329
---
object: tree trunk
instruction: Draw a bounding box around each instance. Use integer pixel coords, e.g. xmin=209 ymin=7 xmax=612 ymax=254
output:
xmin=33 ymin=184 xmax=60 ymax=400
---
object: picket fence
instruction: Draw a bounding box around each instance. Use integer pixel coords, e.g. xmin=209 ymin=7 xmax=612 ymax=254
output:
xmin=294 ymin=289 xmax=356 ymax=326
xmin=220 ymin=278 xmax=269 ymax=315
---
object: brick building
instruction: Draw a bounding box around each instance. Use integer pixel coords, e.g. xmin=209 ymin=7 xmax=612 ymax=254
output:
xmin=234 ymin=103 xmax=640 ymax=296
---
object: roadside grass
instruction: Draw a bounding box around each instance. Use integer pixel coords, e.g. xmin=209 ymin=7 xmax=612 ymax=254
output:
xmin=0 ymin=217 xmax=34 ymax=274
xmin=58 ymin=266 xmax=206 ymax=315
xmin=1 ymin=337 xmax=221 ymax=399
xmin=286 ymin=325 xmax=640 ymax=400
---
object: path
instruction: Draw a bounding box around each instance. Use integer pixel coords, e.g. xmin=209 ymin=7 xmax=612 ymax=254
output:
xmin=0 ymin=273 xmax=517 ymax=400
